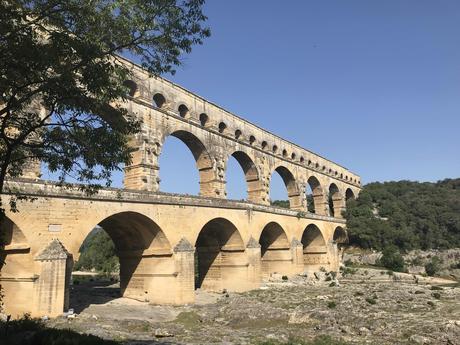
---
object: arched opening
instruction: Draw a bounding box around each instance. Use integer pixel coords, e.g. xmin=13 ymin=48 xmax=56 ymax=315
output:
xmin=0 ymin=217 xmax=34 ymax=317
xmin=272 ymin=145 xmax=278 ymax=153
xmin=328 ymin=183 xmax=342 ymax=217
xmin=195 ymin=218 xmax=245 ymax=292
xmin=218 ymin=122 xmax=227 ymax=134
xmin=282 ymin=149 xmax=288 ymax=157
xmin=259 ymin=222 xmax=291 ymax=278
xmin=123 ymin=80 xmax=138 ymax=97
xmin=301 ymin=224 xmax=328 ymax=271
xmin=226 ymin=151 xmax=262 ymax=203
xmin=270 ymin=166 xmax=300 ymax=209
xmin=153 ymin=93 xmax=166 ymax=108
xmin=178 ymin=104 xmax=189 ymax=118
xmin=159 ymin=130 xmax=213 ymax=196
xmin=306 ymin=176 xmax=324 ymax=214
xmin=261 ymin=141 xmax=268 ymax=150
xmin=345 ymin=188 xmax=355 ymax=202
xmin=234 ymin=129 xmax=242 ymax=139
xmin=249 ymin=135 xmax=256 ymax=145
xmin=333 ymin=226 xmax=348 ymax=244
xmin=199 ymin=113 xmax=209 ymax=126
xmin=71 ymin=212 xmax=171 ymax=313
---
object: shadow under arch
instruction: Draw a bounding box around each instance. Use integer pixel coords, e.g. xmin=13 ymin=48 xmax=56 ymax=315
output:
xmin=195 ymin=218 xmax=246 ymax=292
xmin=71 ymin=211 xmax=172 ymax=312
xmin=345 ymin=188 xmax=355 ymax=202
xmin=259 ymin=222 xmax=291 ymax=278
xmin=0 ymin=216 xmax=35 ymax=317
xmin=328 ymin=183 xmax=342 ymax=217
xmin=333 ymin=226 xmax=348 ymax=245
xmin=161 ymin=130 xmax=215 ymax=197
xmin=270 ymin=165 xmax=301 ymax=209
xmin=227 ymin=151 xmax=262 ymax=203
xmin=306 ymin=175 xmax=324 ymax=214
xmin=301 ymin=224 xmax=328 ymax=271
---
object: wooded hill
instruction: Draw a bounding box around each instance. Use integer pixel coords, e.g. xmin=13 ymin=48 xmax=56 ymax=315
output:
xmin=344 ymin=178 xmax=460 ymax=251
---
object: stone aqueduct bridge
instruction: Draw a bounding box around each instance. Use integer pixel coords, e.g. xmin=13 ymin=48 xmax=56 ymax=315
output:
xmin=1 ymin=58 xmax=361 ymax=317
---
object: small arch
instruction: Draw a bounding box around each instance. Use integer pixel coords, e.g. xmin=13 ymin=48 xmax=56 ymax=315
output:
xmin=333 ymin=226 xmax=348 ymax=244
xmin=322 ymin=165 xmax=326 ymax=171
xmin=291 ymin=152 xmax=296 ymax=160
xmin=195 ymin=218 xmax=245 ymax=291
xmin=308 ymin=160 xmax=312 ymax=166
xmin=178 ymin=104 xmax=189 ymax=118
xmin=340 ymin=173 xmax=343 ymax=179
xmin=272 ymin=145 xmax=278 ymax=153
xmin=259 ymin=222 xmax=291 ymax=277
xmin=249 ymin=135 xmax=256 ymax=145
xmin=123 ymin=80 xmax=138 ymax=97
xmin=300 ymin=156 xmax=305 ymax=163
xmin=235 ymin=129 xmax=242 ymax=139
xmin=282 ymin=149 xmax=288 ymax=157
xmin=261 ymin=141 xmax=268 ymax=150
xmin=315 ymin=163 xmax=319 ymax=169
xmin=218 ymin=122 xmax=227 ymax=134
xmin=153 ymin=93 xmax=166 ymax=108
xmin=328 ymin=183 xmax=341 ymax=217
xmin=199 ymin=113 xmax=209 ymax=126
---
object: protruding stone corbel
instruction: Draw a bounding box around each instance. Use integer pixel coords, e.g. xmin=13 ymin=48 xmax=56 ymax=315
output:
xmin=174 ymin=237 xmax=195 ymax=253
xmin=246 ymin=236 xmax=261 ymax=248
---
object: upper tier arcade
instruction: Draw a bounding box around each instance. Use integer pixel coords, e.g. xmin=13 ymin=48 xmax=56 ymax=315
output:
xmin=120 ymin=57 xmax=360 ymax=218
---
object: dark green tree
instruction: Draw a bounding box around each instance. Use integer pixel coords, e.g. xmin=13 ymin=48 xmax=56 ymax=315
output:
xmin=344 ymin=179 xmax=460 ymax=251
xmin=0 ymin=0 xmax=210 ymax=215
xmin=74 ymin=228 xmax=117 ymax=274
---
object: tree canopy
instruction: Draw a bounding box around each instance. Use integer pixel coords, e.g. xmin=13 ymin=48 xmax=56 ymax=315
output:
xmin=0 ymin=0 xmax=210 ymax=213
xmin=344 ymin=179 xmax=460 ymax=251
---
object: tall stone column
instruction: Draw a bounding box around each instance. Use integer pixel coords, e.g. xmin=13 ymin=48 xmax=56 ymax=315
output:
xmin=291 ymin=238 xmax=304 ymax=275
xmin=332 ymin=194 xmax=346 ymax=218
xmin=124 ymin=132 xmax=162 ymax=192
xmin=199 ymin=155 xmax=226 ymax=198
xmin=173 ymin=238 xmax=195 ymax=304
xmin=34 ymin=239 xmax=72 ymax=317
xmin=313 ymin=192 xmax=328 ymax=216
xmin=246 ymin=237 xmax=262 ymax=289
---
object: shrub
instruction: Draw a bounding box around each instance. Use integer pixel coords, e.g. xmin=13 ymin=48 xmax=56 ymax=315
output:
xmin=327 ymin=301 xmax=337 ymax=309
xmin=431 ymin=292 xmax=441 ymax=300
xmin=365 ymin=297 xmax=377 ymax=305
xmin=379 ymin=246 xmax=405 ymax=272
xmin=282 ymin=275 xmax=288 ymax=281
xmin=425 ymin=256 xmax=443 ymax=276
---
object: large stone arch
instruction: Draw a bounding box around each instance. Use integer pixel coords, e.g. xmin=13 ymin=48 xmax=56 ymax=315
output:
xmin=161 ymin=129 xmax=219 ymax=197
xmin=73 ymin=211 xmax=173 ymax=305
xmin=328 ymin=183 xmax=344 ymax=218
xmin=227 ymin=150 xmax=263 ymax=204
xmin=195 ymin=217 xmax=247 ymax=292
xmin=301 ymin=224 xmax=329 ymax=272
xmin=0 ymin=216 xmax=35 ymax=317
xmin=306 ymin=175 xmax=326 ymax=215
xmin=270 ymin=165 xmax=302 ymax=210
xmin=259 ymin=222 xmax=291 ymax=278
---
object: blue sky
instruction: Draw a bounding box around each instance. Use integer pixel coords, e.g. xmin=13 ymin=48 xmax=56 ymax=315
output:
xmin=45 ymin=1 xmax=460 ymax=200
